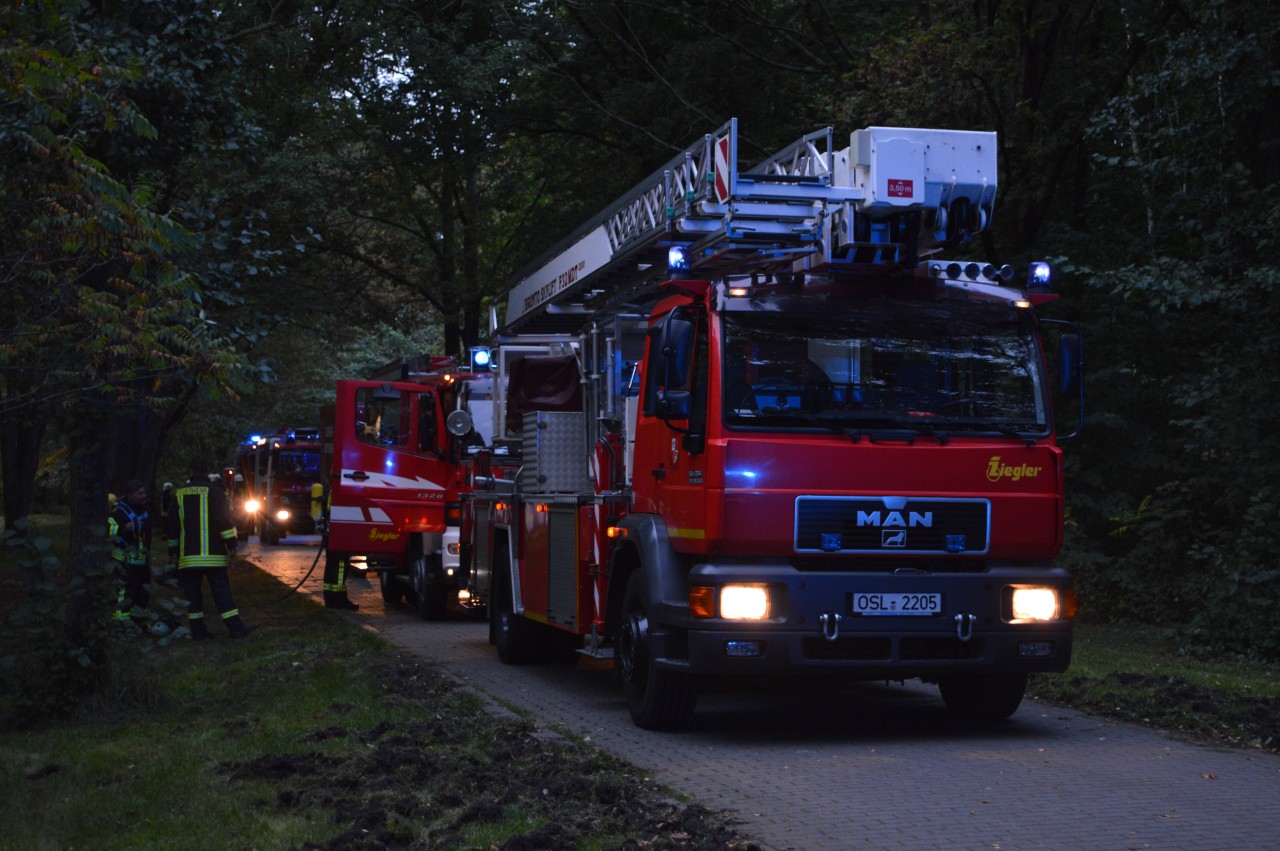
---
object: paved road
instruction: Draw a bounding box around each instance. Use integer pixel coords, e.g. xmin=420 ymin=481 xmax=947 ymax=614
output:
xmin=244 ymin=539 xmax=1280 ymax=851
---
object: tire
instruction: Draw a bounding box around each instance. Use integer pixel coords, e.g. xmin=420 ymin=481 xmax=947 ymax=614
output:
xmin=490 ymin=546 xmax=534 ymax=664
xmin=938 ymin=673 xmax=1028 ymax=720
xmin=412 ymin=551 xmax=448 ymax=621
xmin=260 ymin=520 xmax=278 ymax=546
xmin=615 ymin=570 xmax=697 ymax=730
xmin=378 ymin=568 xmax=405 ymax=605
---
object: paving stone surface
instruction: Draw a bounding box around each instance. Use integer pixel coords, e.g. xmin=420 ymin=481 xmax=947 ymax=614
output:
xmin=246 ymin=539 xmax=1280 ymax=851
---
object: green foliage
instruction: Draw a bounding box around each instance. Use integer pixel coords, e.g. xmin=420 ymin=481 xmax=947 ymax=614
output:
xmin=1060 ymin=0 xmax=1280 ymax=660
xmin=0 ymin=519 xmax=184 ymax=727
xmin=5 ymin=0 xmax=1280 ymax=664
xmin=0 ymin=0 xmax=242 ymax=420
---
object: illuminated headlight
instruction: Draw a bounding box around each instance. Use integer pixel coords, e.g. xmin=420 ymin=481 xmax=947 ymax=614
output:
xmin=275 ymin=509 xmax=291 ymax=522
xmin=244 ymin=499 xmax=260 ymax=514
xmin=1011 ymin=587 xmax=1059 ymax=621
xmin=719 ymin=585 xmax=770 ymax=620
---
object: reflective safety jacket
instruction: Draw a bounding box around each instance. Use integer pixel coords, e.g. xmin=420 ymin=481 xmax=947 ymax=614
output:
xmin=165 ymin=479 xmax=237 ymax=569
xmin=108 ymin=500 xmax=150 ymax=566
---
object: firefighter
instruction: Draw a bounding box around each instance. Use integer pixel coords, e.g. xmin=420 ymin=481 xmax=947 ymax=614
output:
xmin=166 ymin=459 xmax=256 ymax=639
xmin=108 ymin=480 xmax=153 ymax=630
xmin=323 ymin=552 xmax=359 ymax=610
xmin=318 ymin=484 xmax=358 ymax=610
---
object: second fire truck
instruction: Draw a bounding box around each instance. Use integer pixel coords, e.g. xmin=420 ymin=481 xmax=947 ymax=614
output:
xmin=463 ymin=119 xmax=1083 ymax=729
xmin=233 ymin=428 xmax=323 ymax=544
xmin=322 ymin=357 xmax=494 ymax=619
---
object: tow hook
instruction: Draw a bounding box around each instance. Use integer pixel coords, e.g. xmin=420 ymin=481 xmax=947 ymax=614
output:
xmin=954 ymin=613 xmax=977 ymax=642
xmin=819 ymin=612 xmax=842 ymax=641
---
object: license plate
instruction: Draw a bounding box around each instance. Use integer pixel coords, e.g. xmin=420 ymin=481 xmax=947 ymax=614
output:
xmin=851 ymin=592 xmax=942 ymax=616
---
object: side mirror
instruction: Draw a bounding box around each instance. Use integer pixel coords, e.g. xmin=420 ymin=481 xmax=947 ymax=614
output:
xmin=645 ymin=311 xmax=695 ymax=420
xmin=447 ymin=409 xmax=474 ymax=437
xmin=418 ymin=392 xmax=437 ymax=451
xmin=1058 ymin=333 xmax=1083 ymax=397
xmin=657 ymin=389 xmax=691 ymax=420
xmin=1041 ymin=320 xmax=1085 ymax=441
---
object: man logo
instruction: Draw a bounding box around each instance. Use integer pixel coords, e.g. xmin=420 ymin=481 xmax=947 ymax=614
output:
xmin=882 ymin=530 xmax=907 ymax=548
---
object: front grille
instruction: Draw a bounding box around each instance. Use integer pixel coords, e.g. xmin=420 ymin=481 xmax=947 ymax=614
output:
xmin=795 ymin=496 xmax=990 ymax=555
xmin=800 ymin=636 xmax=984 ymax=662
xmin=802 ymin=637 xmax=891 ymax=661
xmin=789 ymin=557 xmax=987 ymax=573
xmin=899 ymin=637 xmax=984 ymax=660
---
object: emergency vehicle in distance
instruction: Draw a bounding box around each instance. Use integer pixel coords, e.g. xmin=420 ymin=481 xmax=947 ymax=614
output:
xmin=233 ymin=428 xmax=323 ymax=544
xmin=460 ymin=118 xmax=1084 ymax=729
xmin=321 ymin=356 xmax=494 ymax=620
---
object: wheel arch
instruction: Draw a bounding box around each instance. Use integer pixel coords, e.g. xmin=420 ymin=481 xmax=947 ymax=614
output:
xmin=605 ymin=513 xmax=684 ymax=639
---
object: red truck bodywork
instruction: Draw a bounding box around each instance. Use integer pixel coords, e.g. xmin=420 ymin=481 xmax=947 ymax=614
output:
xmin=324 ymin=371 xmax=491 ymax=618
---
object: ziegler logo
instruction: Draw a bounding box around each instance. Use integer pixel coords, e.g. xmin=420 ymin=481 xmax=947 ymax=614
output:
xmin=368 ymin=528 xmax=400 ymax=542
xmin=986 ymin=455 xmax=1044 ymax=483
xmin=887 ymin=178 xmax=913 ymax=198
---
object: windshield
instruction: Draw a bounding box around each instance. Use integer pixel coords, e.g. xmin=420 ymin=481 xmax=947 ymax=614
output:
xmin=721 ymin=293 xmax=1048 ymax=435
xmin=275 ymin=451 xmax=321 ymax=479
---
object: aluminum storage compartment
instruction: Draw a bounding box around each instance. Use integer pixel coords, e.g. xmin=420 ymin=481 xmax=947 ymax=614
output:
xmin=521 ymin=411 xmax=591 ymax=492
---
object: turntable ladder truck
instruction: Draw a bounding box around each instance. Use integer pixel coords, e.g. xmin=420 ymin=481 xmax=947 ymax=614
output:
xmin=464 ymin=118 xmax=1082 ymax=730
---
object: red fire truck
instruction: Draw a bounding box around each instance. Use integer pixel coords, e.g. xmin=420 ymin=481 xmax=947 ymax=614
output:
xmin=464 ymin=120 xmax=1083 ymax=729
xmin=233 ymin=428 xmax=323 ymax=544
xmin=323 ymin=357 xmax=494 ymax=619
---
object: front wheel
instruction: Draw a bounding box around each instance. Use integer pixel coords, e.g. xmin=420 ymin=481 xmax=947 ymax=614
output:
xmin=378 ymin=568 xmax=405 ymax=605
xmin=615 ymin=570 xmax=697 ymax=730
xmin=938 ymin=673 xmax=1028 ymax=720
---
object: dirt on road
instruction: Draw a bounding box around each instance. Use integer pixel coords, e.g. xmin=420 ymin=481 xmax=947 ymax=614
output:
xmin=221 ymin=652 xmax=762 ymax=851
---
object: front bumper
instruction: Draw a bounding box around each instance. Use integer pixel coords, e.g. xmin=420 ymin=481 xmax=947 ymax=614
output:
xmin=671 ymin=563 xmax=1073 ymax=679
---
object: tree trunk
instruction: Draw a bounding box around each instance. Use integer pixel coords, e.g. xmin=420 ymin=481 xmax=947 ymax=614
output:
xmin=1 ymin=416 xmax=47 ymax=532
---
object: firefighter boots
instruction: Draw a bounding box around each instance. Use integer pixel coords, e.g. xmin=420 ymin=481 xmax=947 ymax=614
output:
xmin=227 ymin=618 xmax=258 ymax=639
xmin=324 ymin=591 xmax=360 ymax=611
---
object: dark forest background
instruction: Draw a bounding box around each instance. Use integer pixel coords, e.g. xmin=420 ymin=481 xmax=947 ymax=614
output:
xmin=3 ymin=0 xmax=1278 ymax=661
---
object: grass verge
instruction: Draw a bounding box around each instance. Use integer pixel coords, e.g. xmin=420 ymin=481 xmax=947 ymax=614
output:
xmin=0 ymin=562 xmax=755 ymax=851
xmin=1028 ymin=623 xmax=1280 ymax=752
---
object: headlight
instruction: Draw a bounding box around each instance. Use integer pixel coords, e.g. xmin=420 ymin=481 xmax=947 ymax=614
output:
xmin=719 ymin=585 xmax=770 ymax=620
xmin=1011 ymin=587 xmax=1059 ymax=621
xmin=276 ymin=509 xmax=291 ymax=522
xmin=244 ymin=499 xmax=260 ymax=514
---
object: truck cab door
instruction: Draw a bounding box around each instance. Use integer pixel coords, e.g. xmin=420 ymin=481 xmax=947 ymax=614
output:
xmin=635 ymin=305 xmax=710 ymax=553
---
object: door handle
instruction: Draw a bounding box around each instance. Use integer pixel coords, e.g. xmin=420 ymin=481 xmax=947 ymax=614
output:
xmin=651 ymin=467 xmax=666 ymax=480
xmin=344 ymin=471 xmax=369 ymax=481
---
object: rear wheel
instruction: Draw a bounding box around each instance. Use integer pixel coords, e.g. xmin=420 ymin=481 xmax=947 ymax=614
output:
xmin=412 ymin=551 xmax=447 ymax=621
xmin=490 ymin=545 xmax=534 ymax=664
xmin=938 ymin=673 xmax=1028 ymax=720
xmin=615 ymin=570 xmax=697 ymax=730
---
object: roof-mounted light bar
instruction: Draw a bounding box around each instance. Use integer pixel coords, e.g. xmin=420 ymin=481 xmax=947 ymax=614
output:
xmin=926 ymin=261 xmax=1016 ymax=285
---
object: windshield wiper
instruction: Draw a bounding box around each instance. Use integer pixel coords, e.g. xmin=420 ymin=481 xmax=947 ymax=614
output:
xmin=818 ymin=412 xmax=951 ymax=444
